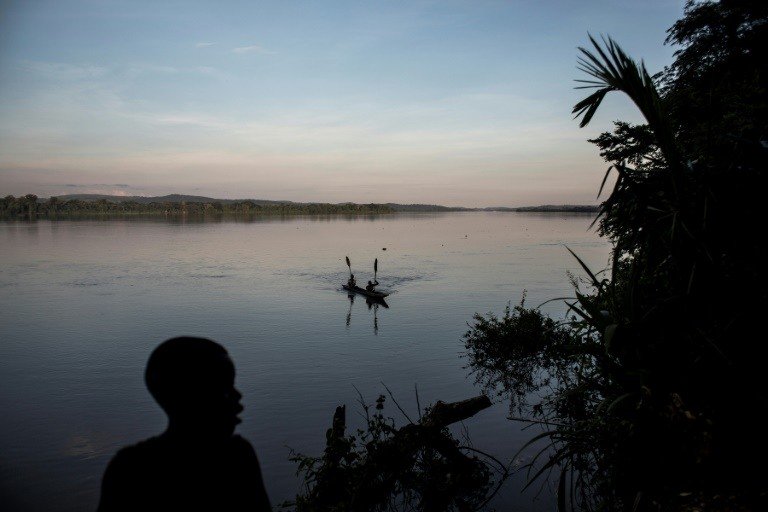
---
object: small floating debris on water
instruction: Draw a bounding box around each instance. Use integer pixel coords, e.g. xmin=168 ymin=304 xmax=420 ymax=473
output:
xmin=382 ymin=247 xmax=387 ymax=251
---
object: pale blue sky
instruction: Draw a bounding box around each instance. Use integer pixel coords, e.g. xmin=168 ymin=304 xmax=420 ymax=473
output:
xmin=0 ymin=1 xmax=683 ymax=206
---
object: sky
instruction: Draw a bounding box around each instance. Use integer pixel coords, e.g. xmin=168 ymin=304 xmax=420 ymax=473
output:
xmin=0 ymin=0 xmax=684 ymax=207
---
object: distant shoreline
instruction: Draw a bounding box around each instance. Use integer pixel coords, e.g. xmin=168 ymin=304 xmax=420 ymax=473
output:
xmin=1 ymin=193 xmax=600 ymax=217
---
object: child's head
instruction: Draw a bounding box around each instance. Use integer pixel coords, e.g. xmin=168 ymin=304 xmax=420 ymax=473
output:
xmin=145 ymin=337 xmax=243 ymax=436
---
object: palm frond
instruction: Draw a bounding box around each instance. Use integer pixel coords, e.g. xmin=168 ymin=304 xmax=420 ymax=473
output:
xmin=573 ymin=35 xmax=682 ymax=174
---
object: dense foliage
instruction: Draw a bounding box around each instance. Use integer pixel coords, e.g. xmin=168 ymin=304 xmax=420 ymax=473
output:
xmin=464 ymin=1 xmax=767 ymax=510
xmin=0 ymin=195 xmax=394 ymax=216
xmin=284 ymin=395 xmax=502 ymax=512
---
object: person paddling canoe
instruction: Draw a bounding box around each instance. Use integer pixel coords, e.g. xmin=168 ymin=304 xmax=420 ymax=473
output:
xmin=365 ymin=258 xmax=380 ymax=292
xmin=345 ymin=257 xmax=357 ymax=288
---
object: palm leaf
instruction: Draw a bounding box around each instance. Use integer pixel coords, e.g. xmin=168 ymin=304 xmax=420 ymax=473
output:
xmin=573 ymin=34 xmax=682 ymax=176
xmin=565 ymin=246 xmax=601 ymax=288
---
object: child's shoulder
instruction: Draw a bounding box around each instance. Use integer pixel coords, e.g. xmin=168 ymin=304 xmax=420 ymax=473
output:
xmin=228 ymin=434 xmax=257 ymax=456
xmin=111 ymin=436 xmax=164 ymax=462
xmin=103 ymin=436 xmax=166 ymax=480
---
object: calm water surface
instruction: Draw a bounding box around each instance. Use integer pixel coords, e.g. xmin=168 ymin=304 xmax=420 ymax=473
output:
xmin=0 ymin=212 xmax=609 ymax=511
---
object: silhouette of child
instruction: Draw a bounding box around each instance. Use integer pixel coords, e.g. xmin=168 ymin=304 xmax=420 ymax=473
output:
xmin=97 ymin=337 xmax=271 ymax=511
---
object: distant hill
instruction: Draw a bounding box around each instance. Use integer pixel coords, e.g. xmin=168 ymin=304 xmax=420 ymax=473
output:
xmin=54 ymin=194 xmax=292 ymax=205
xmin=385 ymin=203 xmax=472 ymax=212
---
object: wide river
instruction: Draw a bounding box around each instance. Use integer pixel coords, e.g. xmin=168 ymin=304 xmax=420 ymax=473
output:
xmin=0 ymin=212 xmax=609 ymax=511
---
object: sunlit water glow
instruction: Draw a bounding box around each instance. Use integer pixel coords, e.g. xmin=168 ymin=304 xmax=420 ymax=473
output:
xmin=0 ymin=212 xmax=609 ymax=510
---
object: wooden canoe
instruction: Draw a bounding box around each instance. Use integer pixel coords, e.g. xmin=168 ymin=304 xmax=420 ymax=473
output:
xmin=342 ymin=284 xmax=390 ymax=299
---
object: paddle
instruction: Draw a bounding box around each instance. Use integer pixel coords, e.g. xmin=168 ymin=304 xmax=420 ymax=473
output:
xmin=346 ymin=256 xmax=351 ymax=277
xmin=374 ymin=258 xmax=378 ymax=282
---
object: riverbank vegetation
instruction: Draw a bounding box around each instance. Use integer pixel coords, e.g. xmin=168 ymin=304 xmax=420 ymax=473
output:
xmin=464 ymin=1 xmax=767 ymax=510
xmin=284 ymin=394 xmax=504 ymax=512
xmin=0 ymin=195 xmax=395 ymax=216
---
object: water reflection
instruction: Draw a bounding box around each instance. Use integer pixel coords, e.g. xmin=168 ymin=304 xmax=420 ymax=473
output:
xmin=344 ymin=292 xmax=388 ymax=335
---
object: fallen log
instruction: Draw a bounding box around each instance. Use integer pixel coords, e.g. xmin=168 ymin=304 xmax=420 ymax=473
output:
xmin=422 ymin=395 xmax=493 ymax=428
xmin=308 ymin=395 xmax=494 ymax=511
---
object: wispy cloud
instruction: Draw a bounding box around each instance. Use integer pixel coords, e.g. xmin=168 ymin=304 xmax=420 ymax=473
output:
xmin=195 ymin=42 xmax=216 ymax=48
xmin=23 ymin=61 xmax=109 ymax=80
xmin=23 ymin=60 xmax=224 ymax=83
xmin=232 ymin=44 xmax=275 ymax=55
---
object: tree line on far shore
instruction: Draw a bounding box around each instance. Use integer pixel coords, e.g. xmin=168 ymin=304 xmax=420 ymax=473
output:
xmin=0 ymin=194 xmax=601 ymax=217
xmin=0 ymin=194 xmax=395 ymax=217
